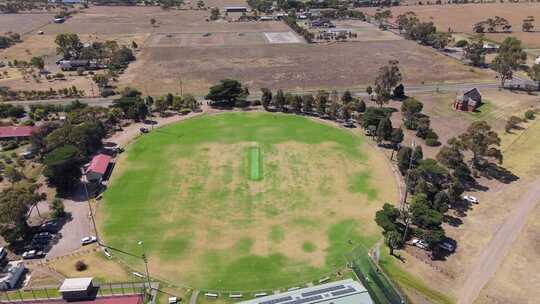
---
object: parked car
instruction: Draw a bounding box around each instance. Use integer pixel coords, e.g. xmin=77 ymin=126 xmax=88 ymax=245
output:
xmin=34 ymin=232 xmax=52 ymax=240
xmin=39 ymin=220 xmax=60 ymax=233
xmin=438 ymin=240 xmax=456 ymax=252
xmin=22 ymin=250 xmax=44 ymax=259
xmin=411 ymin=238 xmax=429 ymax=250
xmin=81 ymin=236 xmax=97 ymax=246
xmin=463 ymin=195 xmax=479 ymax=204
xmin=140 ymin=128 xmax=149 ymax=134
xmin=343 ymin=121 xmax=355 ymax=128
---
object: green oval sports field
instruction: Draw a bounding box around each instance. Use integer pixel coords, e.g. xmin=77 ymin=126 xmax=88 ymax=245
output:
xmin=99 ymin=112 xmax=398 ymax=291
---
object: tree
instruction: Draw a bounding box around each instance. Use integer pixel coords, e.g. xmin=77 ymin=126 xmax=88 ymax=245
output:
xmin=341 ymin=90 xmax=354 ymax=104
xmin=150 ymin=18 xmax=156 ymax=26
xmin=261 ymin=88 xmax=272 ymax=110
xmin=415 ymin=116 xmax=431 ymax=139
xmin=43 ymin=145 xmax=82 ymax=194
xmin=522 ymin=18 xmax=534 ymax=32
xmin=376 ymin=117 xmax=393 ymax=143
xmin=527 ymin=64 xmax=540 ymax=90
xmin=302 ymin=94 xmax=314 ymax=112
xmin=491 ymin=37 xmax=527 ymax=88
xmin=328 ymin=101 xmax=340 ymax=120
xmin=50 ymin=198 xmax=66 ymax=218
xmin=315 ymin=91 xmax=328 ymax=116
xmin=273 ymin=89 xmax=286 ymax=111
xmin=374 ymin=10 xmax=392 ymax=28
xmin=375 ymin=60 xmax=402 ymax=103
xmin=30 ymin=56 xmax=45 ymax=70
xmin=366 ymin=86 xmax=373 ymax=96
xmin=458 ymin=121 xmax=502 ymax=167
xmin=396 ymin=11 xmax=419 ymax=37
xmin=375 ymin=203 xmax=401 ymax=233
xmin=92 ymin=74 xmax=109 ymax=92
xmin=362 ymin=107 xmax=389 ymax=129
xmin=464 ymin=40 xmax=486 ymax=67
xmin=409 ymin=193 xmax=443 ymax=230
xmin=390 ymin=128 xmax=404 ymax=159
xmin=55 ymin=33 xmax=83 ymax=59
xmin=110 ymin=46 xmax=135 ymax=69
xmin=4 ymin=166 xmax=22 ymax=183
xmin=401 ymin=97 xmax=423 ymax=129
xmin=210 ymin=7 xmax=220 ymax=20
xmin=384 ymin=230 xmax=402 ymax=256
xmin=356 ymin=99 xmax=366 ymax=113
xmin=0 ymin=184 xmax=42 ymax=243
xmin=291 ymin=95 xmax=303 ymax=113
xmin=432 ymin=191 xmax=450 ymax=213
xmin=397 ymin=146 xmax=413 ymax=175
xmin=205 ymin=79 xmax=248 ymax=106
xmin=131 ymin=40 xmax=138 ymax=49
xmin=505 ymin=115 xmax=522 ymax=133
xmin=436 ymin=143 xmax=464 ymax=169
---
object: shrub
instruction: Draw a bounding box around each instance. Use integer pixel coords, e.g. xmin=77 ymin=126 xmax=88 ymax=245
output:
xmin=101 ymin=88 xmax=115 ymax=97
xmin=179 ymin=108 xmax=191 ymax=115
xmin=525 ymin=109 xmax=536 ymax=120
xmin=455 ymin=40 xmax=468 ymax=47
xmin=75 ymin=260 xmax=87 ymax=271
xmin=425 ymin=129 xmax=440 ymax=146
xmin=251 ymin=99 xmax=261 ymax=106
xmin=50 ymin=198 xmax=66 ymax=218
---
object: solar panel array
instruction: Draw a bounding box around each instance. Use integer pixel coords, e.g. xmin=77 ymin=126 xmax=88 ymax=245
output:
xmin=331 ymin=287 xmax=357 ymax=297
xmin=260 ymin=296 xmax=293 ymax=304
xmin=254 ymin=280 xmax=364 ymax=304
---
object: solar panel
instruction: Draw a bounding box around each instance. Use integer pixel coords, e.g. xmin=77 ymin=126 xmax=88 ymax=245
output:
xmin=283 ymin=295 xmax=324 ymax=304
xmin=301 ymin=284 xmax=346 ymax=297
xmin=330 ymin=287 xmax=357 ymax=297
xmin=260 ymin=296 xmax=293 ymax=304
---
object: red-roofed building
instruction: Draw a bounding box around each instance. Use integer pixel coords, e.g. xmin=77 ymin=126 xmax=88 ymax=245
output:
xmin=3 ymin=295 xmax=144 ymax=304
xmin=0 ymin=126 xmax=36 ymax=140
xmin=85 ymin=154 xmax=112 ymax=182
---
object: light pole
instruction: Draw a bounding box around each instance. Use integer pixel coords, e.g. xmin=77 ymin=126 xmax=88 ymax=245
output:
xmin=138 ymin=241 xmax=152 ymax=299
xmin=81 ymin=170 xmax=100 ymax=244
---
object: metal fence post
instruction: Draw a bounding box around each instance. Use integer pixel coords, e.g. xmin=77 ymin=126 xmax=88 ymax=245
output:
xmin=17 ymin=290 xmax=23 ymax=301
xmin=121 ymin=283 xmax=125 ymax=295
xmin=30 ymin=289 xmax=36 ymax=300
xmin=44 ymin=287 xmax=50 ymax=299
xmin=5 ymin=291 xmax=10 ymax=302
xmin=109 ymin=283 xmax=114 ymax=296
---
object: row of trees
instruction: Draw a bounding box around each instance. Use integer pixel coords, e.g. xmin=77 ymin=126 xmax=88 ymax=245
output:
xmin=396 ymin=11 xmax=450 ymax=49
xmin=0 ymin=32 xmax=21 ymax=49
xmin=473 ymin=16 xmax=512 ymax=33
xmin=378 ymin=120 xmax=503 ymax=254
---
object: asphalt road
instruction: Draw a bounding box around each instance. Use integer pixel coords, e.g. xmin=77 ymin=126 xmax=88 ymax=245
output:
xmin=3 ymin=80 xmax=518 ymax=109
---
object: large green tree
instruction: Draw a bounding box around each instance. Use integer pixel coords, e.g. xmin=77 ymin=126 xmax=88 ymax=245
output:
xmin=0 ymin=184 xmax=43 ymax=243
xmin=491 ymin=37 xmax=527 ymax=88
xmin=206 ymin=79 xmax=248 ymax=106
xmin=55 ymin=33 xmax=83 ymax=59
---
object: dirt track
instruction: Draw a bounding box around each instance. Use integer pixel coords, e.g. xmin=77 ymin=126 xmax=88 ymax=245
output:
xmin=457 ymin=179 xmax=540 ymax=304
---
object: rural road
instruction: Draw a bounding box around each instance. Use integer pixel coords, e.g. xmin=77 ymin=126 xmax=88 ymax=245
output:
xmin=3 ymin=80 xmax=516 ymax=108
xmin=457 ymin=179 xmax=540 ymax=304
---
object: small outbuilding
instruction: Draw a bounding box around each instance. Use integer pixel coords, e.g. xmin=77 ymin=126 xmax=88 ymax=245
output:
xmin=454 ymin=88 xmax=482 ymax=112
xmin=85 ymin=154 xmax=112 ymax=182
xmin=224 ymin=6 xmax=248 ymax=13
xmin=59 ymin=277 xmax=96 ymax=301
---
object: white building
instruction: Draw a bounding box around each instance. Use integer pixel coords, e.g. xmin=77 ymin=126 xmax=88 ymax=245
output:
xmin=0 ymin=262 xmax=26 ymax=291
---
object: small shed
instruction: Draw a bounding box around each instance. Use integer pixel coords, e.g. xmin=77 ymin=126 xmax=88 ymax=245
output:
xmin=85 ymin=154 xmax=112 ymax=182
xmin=454 ymin=88 xmax=482 ymax=112
xmin=59 ymin=277 xmax=95 ymax=301
xmin=224 ymin=6 xmax=247 ymax=13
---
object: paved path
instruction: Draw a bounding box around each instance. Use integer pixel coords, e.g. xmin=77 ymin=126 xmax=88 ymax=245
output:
xmin=457 ymin=179 xmax=540 ymax=304
xmin=189 ymin=290 xmax=199 ymax=304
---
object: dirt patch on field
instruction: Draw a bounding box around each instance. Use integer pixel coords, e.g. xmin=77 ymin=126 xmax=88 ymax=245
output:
xmin=0 ymin=13 xmax=54 ymax=34
xmin=361 ymin=3 xmax=540 ymax=47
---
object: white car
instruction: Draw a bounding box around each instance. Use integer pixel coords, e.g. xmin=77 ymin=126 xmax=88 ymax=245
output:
xmin=411 ymin=238 xmax=429 ymax=250
xmin=22 ymin=250 xmax=44 ymax=259
xmin=463 ymin=195 xmax=479 ymax=204
xmin=81 ymin=236 xmax=97 ymax=246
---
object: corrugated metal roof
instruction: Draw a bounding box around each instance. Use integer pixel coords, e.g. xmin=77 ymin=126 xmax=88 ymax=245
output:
xmin=59 ymin=277 xmax=93 ymax=292
xmin=86 ymin=154 xmax=112 ymax=175
xmin=239 ymin=279 xmax=373 ymax=304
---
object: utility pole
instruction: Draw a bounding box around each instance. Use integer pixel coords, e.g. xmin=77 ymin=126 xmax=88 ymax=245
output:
xmin=400 ymin=140 xmax=415 ymax=244
xmin=81 ymin=169 xmax=100 ymax=244
xmin=138 ymin=241 xmax=152 ymax=300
